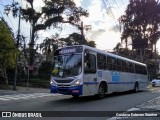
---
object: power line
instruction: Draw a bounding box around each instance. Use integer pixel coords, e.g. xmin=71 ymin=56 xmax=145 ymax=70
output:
xmin=102 ymin=0 xmax=115 ymax=24
xmin=0 ymin=0 xmax=16 ymax=31
xmin=112 ymin=0 xmax=124 ymax=15
xmin=0 ymin=11 xmax=4 ymax=18
xmin=120 ymin=0 xmax=125 ymax=6
xmin=102 ymin=0 xmax=119 ymax=28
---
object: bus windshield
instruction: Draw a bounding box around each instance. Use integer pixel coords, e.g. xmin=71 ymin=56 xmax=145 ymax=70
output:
xmin=52 ymin=54 xmax=82 ymax=77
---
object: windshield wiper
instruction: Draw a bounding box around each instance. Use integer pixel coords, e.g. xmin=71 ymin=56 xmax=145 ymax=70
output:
xmin=65 ymin=53 xmax=74 ymax=64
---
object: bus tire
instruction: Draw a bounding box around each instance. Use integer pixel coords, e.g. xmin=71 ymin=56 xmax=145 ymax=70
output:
xmin=97 ymin=83 xmax=106 ymax=99
xmin=134 ymin=82 xmax=139 ymax=93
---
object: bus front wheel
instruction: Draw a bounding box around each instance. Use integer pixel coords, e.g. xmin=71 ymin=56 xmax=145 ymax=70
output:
xmin=97 ymin=83 xmax=106 ymax=99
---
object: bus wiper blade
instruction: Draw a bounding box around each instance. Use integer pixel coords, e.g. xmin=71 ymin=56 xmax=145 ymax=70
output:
xmin=65 ymin=53 xmax=74 ymax=64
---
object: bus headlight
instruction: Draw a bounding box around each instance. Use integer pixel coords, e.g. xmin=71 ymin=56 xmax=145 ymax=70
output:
xmin=50 ymin=78 xmax=57 ymax=86
xmin=72 ymin=79 xmax=82 ymax=87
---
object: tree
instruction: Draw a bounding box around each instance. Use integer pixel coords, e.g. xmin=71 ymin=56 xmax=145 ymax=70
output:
xmin=5 ymin=0 xmax=89 ymax=72
xmin=38 ymin=61 xmax=51 ymax=74
xmin=58 ymin=32 xmax=96 ymax=47
xmin=40 ymin=35 xmax=58 ymax=62
xmin=119 ymin=0 xmax=160 ymax=61
xmin=87 ymin=41 xmax=96 ymax=48
xmin=40 ymin=32 xmax=96 ymax=62
xmin=0 ymin=19 xmax=16 ymax=85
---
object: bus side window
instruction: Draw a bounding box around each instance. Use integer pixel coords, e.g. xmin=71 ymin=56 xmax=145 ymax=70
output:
xmin=112 ymin=58 xmax=117 ymax=71
xmin=117 ymin=59 xmax=122 ymax=71
xmin=84 ymin=52 xmax=96 ymax=73
xmin=97 ymin=54 xmax=107 ymax=70
xmin=122 ymin=60 xmax=126 ymax=72
xmin=107 ymin=56 xmax=113 ymax=70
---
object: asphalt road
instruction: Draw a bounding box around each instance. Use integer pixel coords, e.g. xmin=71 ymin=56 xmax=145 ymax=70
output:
xmin=0 ymin=86 xmax=160 ymax=120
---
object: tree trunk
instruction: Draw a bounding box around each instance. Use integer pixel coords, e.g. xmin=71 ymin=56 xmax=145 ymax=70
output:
xmin=2 ymin=66 xmax=8 ymax=87
xmin=154 ymin=42 xmax=157 ymax=57
xmin=125 ymin=38 xmax=128 ymax=48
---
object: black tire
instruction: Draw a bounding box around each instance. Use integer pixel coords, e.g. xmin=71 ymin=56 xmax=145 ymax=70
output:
xmin=134 ymin=82 xmax=139 ymax=93
xmin=97 ymin=83 xmax=106 ymax=99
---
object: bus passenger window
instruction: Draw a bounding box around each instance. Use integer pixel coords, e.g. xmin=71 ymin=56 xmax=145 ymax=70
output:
xmin=107 ymin=56 xmax=113 ymax=70
xmin=97 ymin=54 xmax=106 ymax=70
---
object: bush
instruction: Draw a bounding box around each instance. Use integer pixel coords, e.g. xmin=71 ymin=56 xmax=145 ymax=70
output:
xmin=38 ymin=61 xmax=51 ymax=74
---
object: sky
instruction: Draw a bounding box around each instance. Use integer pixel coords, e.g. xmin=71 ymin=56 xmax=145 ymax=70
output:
xmin=0 ymin=0 xmax=160 ymax=52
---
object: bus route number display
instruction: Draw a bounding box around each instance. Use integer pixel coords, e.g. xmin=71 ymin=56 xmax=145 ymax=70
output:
xmin=55 ymin=46 xmax=83 ymax=55
xmin=59 ymin=49 xmax=76 ymax=54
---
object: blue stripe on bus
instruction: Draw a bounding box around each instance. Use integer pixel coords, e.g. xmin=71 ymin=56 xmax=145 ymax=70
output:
xmin=108 ymin=81 xmax=148 ymax=84
xmin=83 ymin=81 xmax=148 ymax=85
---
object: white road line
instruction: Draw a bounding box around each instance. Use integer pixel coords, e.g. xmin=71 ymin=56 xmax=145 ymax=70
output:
xmin=127 ymin=107 xmax=141 ymax=111
xmin=106 ymin=98 xmax=157 ymax=120
xmin=0 ymin=93 xmax=62 ymax=101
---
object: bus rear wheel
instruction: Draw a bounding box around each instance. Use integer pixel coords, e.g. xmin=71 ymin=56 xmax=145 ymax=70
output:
xmin=134 ymin=82 xmax=139 ymax=93
xmin=97 ymin=83 xmax=106 ymax=99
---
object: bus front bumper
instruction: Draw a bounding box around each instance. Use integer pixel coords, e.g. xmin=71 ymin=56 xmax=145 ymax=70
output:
xmin=50 ymin=85 xmax=83 ymax=96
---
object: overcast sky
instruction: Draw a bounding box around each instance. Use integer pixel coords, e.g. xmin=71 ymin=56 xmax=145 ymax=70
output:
xmin=0 ymin=0 xmax=160 ymax=52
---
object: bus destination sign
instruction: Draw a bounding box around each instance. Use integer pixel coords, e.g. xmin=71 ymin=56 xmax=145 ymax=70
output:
xmin=55 ymin=46 xmax=83 ymax=55
xmin=59 ymin=48 xmax=76 ymax=54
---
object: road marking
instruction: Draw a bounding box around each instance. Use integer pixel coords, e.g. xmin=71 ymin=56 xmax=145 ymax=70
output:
xmin=106 ymin=96 xmax=160 ymax=120
xmin=127 ymin=107 xmax=141 ymax=111
xmin=0 ymin=93 xmax=61 ymax=101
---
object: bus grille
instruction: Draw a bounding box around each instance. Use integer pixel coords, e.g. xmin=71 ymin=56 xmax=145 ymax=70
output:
xmin=57 ymin=85 xmax=71 ymax=87
xmin=55 ymin=79 xmax=73 ymax=83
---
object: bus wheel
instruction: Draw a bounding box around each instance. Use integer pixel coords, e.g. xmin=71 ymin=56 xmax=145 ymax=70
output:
xmin=134 ymin=82 xmax=139 ymax=93
xmin=97 ymin=83 xmax=106 ymax=99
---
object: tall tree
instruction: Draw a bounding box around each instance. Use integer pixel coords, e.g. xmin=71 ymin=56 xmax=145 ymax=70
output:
xmin=58 ymin=32 xmax=96 ymax=47
xmin=0 ymin=19 xmax=16 ymax=85
xmin=119 ymin=0 xmax=160 ymax=60
xmin=40 ymin=36 xmax=58 ymax=62
xmin=5 ymin=0 xmax=89 ymax=71
xmin=40 ymin=32 xmax=96 ymax=62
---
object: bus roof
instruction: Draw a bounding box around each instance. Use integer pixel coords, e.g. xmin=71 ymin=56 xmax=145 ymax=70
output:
xmin=59 ymin=45 xmax=147 ymax=67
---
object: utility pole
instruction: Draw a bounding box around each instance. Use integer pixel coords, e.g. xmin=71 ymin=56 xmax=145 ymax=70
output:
xmin=13 ymin=7 xmax=21 ymax=90
xmin=29 ymin=1 xmax=35 ymax=75
xmin=80 ymin=21 xmax=84 ymax=44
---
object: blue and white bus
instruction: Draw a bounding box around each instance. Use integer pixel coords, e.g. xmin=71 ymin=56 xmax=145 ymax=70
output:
xmin=50 ymin=45 xmax=148 ymax=98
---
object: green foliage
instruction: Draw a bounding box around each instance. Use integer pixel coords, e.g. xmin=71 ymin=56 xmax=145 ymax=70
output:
xmin=119 ymin=0 xmax=160 ymax=51
xmin=40 ymin=36 xmax=58 ymax=61
xmin=58 ymin=32 xmax=96 ymax=47
xmin=0 ymin=20 xmax=16 ymax=69
xmin=42 ymin=0 xmax=89 ymax=28
xmin=4 ymin=0 xmax=89 ymax=69
xmin=38 ymin=61 xmax=51 ymax=74
xmin=40 ymin=33 xmax=96 ymax=62
xmin=87 ymin=41 xmax=96 ymax=48
xmin=0 ymin=19 xmax=16 ymax=85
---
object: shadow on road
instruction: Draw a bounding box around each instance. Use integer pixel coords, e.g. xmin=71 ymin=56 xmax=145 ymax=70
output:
xmin=51 ymin=90 xmax=147 ymax=104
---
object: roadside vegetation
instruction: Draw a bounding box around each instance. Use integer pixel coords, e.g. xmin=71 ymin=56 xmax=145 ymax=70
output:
xmin=1 ymin=0 xmax=160 ymax=88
